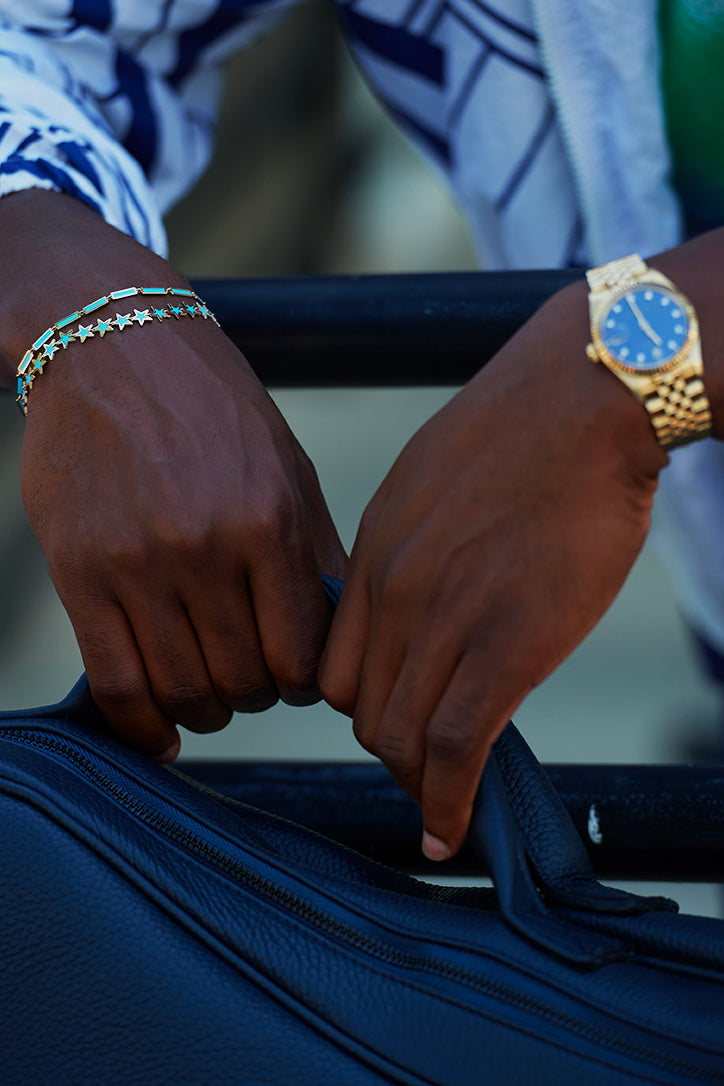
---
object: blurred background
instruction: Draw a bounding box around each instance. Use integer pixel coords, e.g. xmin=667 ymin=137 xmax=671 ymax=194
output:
xmin=0 ymin=2 xmax=720 ymax=913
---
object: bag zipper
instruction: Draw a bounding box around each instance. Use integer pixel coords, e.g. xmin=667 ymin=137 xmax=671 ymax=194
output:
xmin=0 ymin=727 xmax=718 ymax=1083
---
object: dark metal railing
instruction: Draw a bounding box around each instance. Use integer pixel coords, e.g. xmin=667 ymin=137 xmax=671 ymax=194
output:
xmin=179 ymin=759 xmax=724 ymax=882
xmin=187 ymin=271 xmax=723 ymax=882
xmin=195 ymin=270 xmax=580 ymax=386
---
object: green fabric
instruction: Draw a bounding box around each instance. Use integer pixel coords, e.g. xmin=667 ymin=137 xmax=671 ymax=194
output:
xmin=660 ymin=0 xmax=724 ymax=229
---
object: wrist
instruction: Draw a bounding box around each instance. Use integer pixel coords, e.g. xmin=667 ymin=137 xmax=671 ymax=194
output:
xmin=517 ymin=277 xmax=669 ymax=483
xmin=0 ymin=189 xmax=186 ymax=390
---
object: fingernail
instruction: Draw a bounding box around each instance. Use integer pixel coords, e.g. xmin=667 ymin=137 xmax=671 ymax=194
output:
xmin=155 ymin=734 xmax=181 ymax=764
xmin=422 ymin=831 xmax=451 ymax=862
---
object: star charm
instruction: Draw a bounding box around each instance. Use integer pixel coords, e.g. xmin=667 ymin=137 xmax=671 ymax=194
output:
xmin=185 ymin=304 xmax=197 ymax=317
xmin=151 ymin=307 xmax=168 ymax=322
xmin=76 ymin=324 xmax=95 ymax=342
xmin=94 ymin=318 xmax=114 ymax=337
xmin=132 ymin=308 xmax=152 ymax=326
xmin=197 ymin=304 xmax=210 ymax=319
xmin=169 ymin=305 xmax=184 ymax=319
xmin=42 ymin=339 xmax=60 ymax=360
xmin=58 ymin=331 xmax=76 ymax=349
xmin=113 ymin=312 xmax=133 ymax=331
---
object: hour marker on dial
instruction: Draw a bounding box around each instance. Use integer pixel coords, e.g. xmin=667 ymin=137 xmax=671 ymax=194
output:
xmin=660 ymin=297 xmax=670 ymax=306
xmin=637 ymin=353 xmax=646 ymax=363
xmin=674 ymin=325 xmax=684 ymax=335
xmin=644 ymin=291 xmax=653 ymax=300
xmin=668 ymin=340 xmax=677 ymax=350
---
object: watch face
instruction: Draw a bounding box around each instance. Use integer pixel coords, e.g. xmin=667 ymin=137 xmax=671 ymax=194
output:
xmin=599 ymin=286 xmax=691 ymax=371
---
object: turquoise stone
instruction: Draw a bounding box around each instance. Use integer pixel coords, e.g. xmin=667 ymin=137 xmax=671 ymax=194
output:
xmin=110 ymin=288 xmax=137 ymax=300
xmin=57 ymin=311 xmax=80 ymax=329
xmin=32 ymin=328 xmax=53 ymax=350
xmin=84 ymin=296 xmax=109 ymax=313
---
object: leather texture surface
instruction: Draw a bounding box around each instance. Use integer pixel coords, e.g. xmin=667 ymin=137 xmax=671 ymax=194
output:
xmin=0 ymin=578 xmax=722 ymax=1084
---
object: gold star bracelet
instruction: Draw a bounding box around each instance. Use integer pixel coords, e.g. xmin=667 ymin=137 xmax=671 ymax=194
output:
xmin=16 ymin=286 xmax=219 ymax=416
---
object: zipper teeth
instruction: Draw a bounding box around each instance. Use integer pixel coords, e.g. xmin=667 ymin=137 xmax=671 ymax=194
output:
xmin=1 ymin=728 xmax=716 ymax=1081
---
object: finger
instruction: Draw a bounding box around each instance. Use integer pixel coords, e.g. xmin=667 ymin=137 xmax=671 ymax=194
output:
xmin=347 ymin=612 xmax=408 ymax=761
xmin=184 ymin=582 xmax=279 ymax=714
xmin=365 ymin=641 xmax=460 ymax=804
xmin=419 ymin=651 xmax=518 ymax=861
xmin=123 ymin=594 xmax=234 ymax=733
xmin=317 ymin=555 xmax=372 ymax=716
xmin=249 ymin=528 xmax=334 ymax=707
xmin=68 ymin=597 xmax=180 ymax=761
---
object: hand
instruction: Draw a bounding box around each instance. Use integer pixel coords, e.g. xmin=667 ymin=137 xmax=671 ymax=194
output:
xmin=2 ymin=192 xmax=346 ymax=760
xmin=319 ymin=281 xmax=666 ymax=860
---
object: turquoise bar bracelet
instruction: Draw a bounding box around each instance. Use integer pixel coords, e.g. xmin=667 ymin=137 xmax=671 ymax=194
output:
xmin=16 ymin=286 xmax=219 ymax=415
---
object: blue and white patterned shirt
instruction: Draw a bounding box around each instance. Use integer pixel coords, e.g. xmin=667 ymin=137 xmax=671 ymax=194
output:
xmin=2 ymin=1 xmax=676 ymax=270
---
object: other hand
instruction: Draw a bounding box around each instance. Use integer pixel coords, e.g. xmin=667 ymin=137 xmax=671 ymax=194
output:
xmin=320 ymin=281 xmax=666 ymax=860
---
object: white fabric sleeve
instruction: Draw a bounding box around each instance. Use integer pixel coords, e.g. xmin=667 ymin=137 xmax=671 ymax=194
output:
xmin=0 ymin=16 xmax=170 ymax=256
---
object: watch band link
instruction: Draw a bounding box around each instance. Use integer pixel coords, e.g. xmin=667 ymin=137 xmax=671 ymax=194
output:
xmin=643 ymin=373 xmax=712 ymax=450
xmin=585 ymin=254 xmax=647 ymax=294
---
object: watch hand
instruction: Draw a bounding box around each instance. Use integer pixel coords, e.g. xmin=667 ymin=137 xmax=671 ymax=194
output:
xmin=625 ymin=294 xmax=663 ymax=346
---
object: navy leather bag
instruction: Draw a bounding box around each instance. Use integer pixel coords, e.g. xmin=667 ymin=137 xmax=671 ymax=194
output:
xmin=1 ymin=581 xmax=723 ymax=1084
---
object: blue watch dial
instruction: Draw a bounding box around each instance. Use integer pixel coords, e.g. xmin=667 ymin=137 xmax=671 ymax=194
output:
xmin=600 ymin=287 xmax=690 ymax=370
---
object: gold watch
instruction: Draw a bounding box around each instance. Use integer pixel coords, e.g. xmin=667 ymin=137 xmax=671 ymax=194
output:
xmin=585 ymin=253 xmax=712 ymax=450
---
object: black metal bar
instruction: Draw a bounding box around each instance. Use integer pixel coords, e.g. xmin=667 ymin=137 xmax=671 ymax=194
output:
xmin=193 ymin=270 xmax=580 ymax=387
xmin=177 ymin=760 xmax=724 ymax=882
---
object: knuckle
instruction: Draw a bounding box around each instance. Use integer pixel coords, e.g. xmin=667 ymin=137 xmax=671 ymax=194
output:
xmin=150 ymin=514 xmax=213 ymax=568
xmin=92 ymin=671 xmax=148 ymax=712
xmin=426 ymin=717 xmax=478 ymax=764
xmin=216 ymin=678 xmax=278 ymax=714
xmin=371 ymin=733 xmax=418 ymax=782
xmin=247 ymin=492 xmax=304 ymax=552
xmin=102 ymin=528 xmax=148 ymax=575
xmin=278 ymin=652 xmax=319 ymax=699
xmin=156 ymin=682 xmax=214 ymax=716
